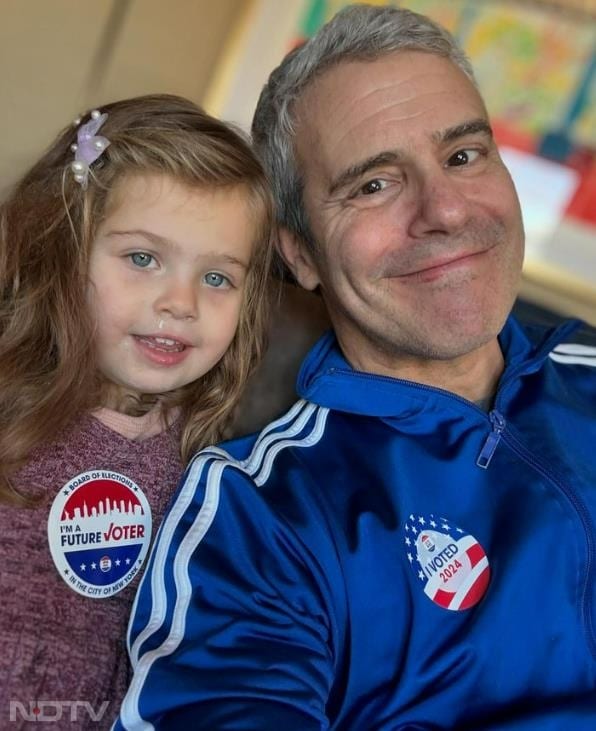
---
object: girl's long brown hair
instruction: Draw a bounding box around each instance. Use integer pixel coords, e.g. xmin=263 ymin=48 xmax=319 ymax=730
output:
xmin=0 ymin=94 xmax=274 ymax=505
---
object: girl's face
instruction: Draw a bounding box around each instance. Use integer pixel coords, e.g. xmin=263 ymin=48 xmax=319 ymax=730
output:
xmin=87 ymin=173 xmax=256 ymax=409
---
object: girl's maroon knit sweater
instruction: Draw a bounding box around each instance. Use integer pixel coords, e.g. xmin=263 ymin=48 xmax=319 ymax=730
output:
xmin=0 ymin=413 xmax=183 ymax=730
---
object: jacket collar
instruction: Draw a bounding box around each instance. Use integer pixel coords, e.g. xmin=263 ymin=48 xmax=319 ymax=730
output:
xmin=296 ymin=315 xmax=582 ymax=418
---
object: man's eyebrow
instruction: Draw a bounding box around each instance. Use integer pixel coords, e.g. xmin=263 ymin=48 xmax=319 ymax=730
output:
xmin=435 ymin=118 xmax=493 ymax=144
xmin=327 ymin=120 xmax=493 ymax=196
xmin=328 ymin=151 xmax=402 ymax=196
xmin=106 ymin=229 xmax=248 ymax=268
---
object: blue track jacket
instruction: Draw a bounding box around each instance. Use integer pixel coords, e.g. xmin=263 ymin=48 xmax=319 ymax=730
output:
xmin=116 ymin=317 xmax=596 ymax=730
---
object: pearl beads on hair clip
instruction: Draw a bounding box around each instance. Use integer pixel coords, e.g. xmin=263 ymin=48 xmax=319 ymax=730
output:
xmin=70 ymin=109 xmax=111 ymax=189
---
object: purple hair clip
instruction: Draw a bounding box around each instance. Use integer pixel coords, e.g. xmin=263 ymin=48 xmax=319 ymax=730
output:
xmin=70 ymin=109 xmax=110 ymax=188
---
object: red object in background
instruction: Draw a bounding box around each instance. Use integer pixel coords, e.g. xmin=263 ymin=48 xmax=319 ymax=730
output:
xmin=566 ymin=153 xmax=596 ymax=226
xmin=288 ymin=36 xmax=307 ymax=52
xmin=493 ymin=120 xmax=537 ymax=154
xmin=494 ymin=119 xmax=596 ymax=226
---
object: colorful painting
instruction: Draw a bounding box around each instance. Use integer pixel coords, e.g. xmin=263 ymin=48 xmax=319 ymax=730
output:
xmin=298 ymin=0 xmax=595 ymax=150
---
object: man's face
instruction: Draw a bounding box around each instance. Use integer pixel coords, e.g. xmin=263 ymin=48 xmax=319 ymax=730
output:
xmin=287 ymin=51 xmax=524 ymax=374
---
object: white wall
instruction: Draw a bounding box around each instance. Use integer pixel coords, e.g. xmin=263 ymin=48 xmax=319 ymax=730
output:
xmin=0 ymin=0 xmax=247 ymax=194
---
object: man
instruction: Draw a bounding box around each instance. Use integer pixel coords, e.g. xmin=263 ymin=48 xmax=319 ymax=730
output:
xmin=116 ymin=5 xmax=596 ymax=729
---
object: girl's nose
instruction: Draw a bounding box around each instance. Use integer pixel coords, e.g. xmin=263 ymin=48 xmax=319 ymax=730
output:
xmin=154 ymin=280 xmax=198 ymax=321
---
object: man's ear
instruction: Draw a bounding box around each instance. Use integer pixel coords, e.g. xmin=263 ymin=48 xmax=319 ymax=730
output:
xmin=278 ymin=227 xmax=321 ymax=291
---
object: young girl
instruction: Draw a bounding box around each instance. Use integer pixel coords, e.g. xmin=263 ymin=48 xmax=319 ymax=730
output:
xmin=0 ymin=94 xmax=273 ymax=729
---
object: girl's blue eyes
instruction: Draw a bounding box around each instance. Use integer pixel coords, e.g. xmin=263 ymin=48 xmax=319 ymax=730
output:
xmin=130 ymin=252 xmax=154 ymax=268
xmin=128 ymin=254 xmax=230 ymax=288
xmin=204 ymin=272 xmax=229 ymax=288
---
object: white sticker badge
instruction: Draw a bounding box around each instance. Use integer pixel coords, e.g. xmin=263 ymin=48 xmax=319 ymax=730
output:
xmin=48 ymin=470 xmax=152 ymax=599
xmin=404 ymin=513 xmax=490 ymax=611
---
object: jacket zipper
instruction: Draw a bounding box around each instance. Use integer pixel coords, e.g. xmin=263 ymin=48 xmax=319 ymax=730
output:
xmin=327 ymin=368 xmax=509 ymax=468
xmin=477 ymin=395 xmax=595 ymax=657
xmin=476 ymin=410 xmax=506 ymax=469
xmin=501 ymin=427 xmax=596 ymax=659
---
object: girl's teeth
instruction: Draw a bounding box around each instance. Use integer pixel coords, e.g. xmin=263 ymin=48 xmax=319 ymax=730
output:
xmin=139 ymin=336 xmax=185 ymax=352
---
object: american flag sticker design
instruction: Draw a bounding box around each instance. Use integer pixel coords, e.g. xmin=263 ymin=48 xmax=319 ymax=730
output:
xmin=404 ymin=514 xmax=490 ymax=611
xmin=47 ymin=470 xmax=152 ymax=599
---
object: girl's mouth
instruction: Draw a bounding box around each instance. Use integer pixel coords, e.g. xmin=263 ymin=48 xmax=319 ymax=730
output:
xmin=135 ymin=336 xmax=186 ymax=352
xmin=133 ymin=335 xmax=192 ymax=366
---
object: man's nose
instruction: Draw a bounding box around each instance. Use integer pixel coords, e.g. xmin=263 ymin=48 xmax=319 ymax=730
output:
xmin=408 ymin=169 xmax=471 ymax=238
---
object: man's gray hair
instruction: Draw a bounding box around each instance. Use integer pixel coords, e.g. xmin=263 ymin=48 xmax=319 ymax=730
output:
xmin=252 ymin=3 xmax=476 ymax=249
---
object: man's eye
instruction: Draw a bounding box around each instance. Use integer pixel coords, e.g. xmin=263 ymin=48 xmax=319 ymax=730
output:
xmin=359 ymin=179 xmax=387 ymax=196
xmin=130 ymin=252 xmax=154 ymax=268
xmin=448 ymin=149 xmax=480 ymax=167
xmin=204 ymin=272 xmax=230 ymax=288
